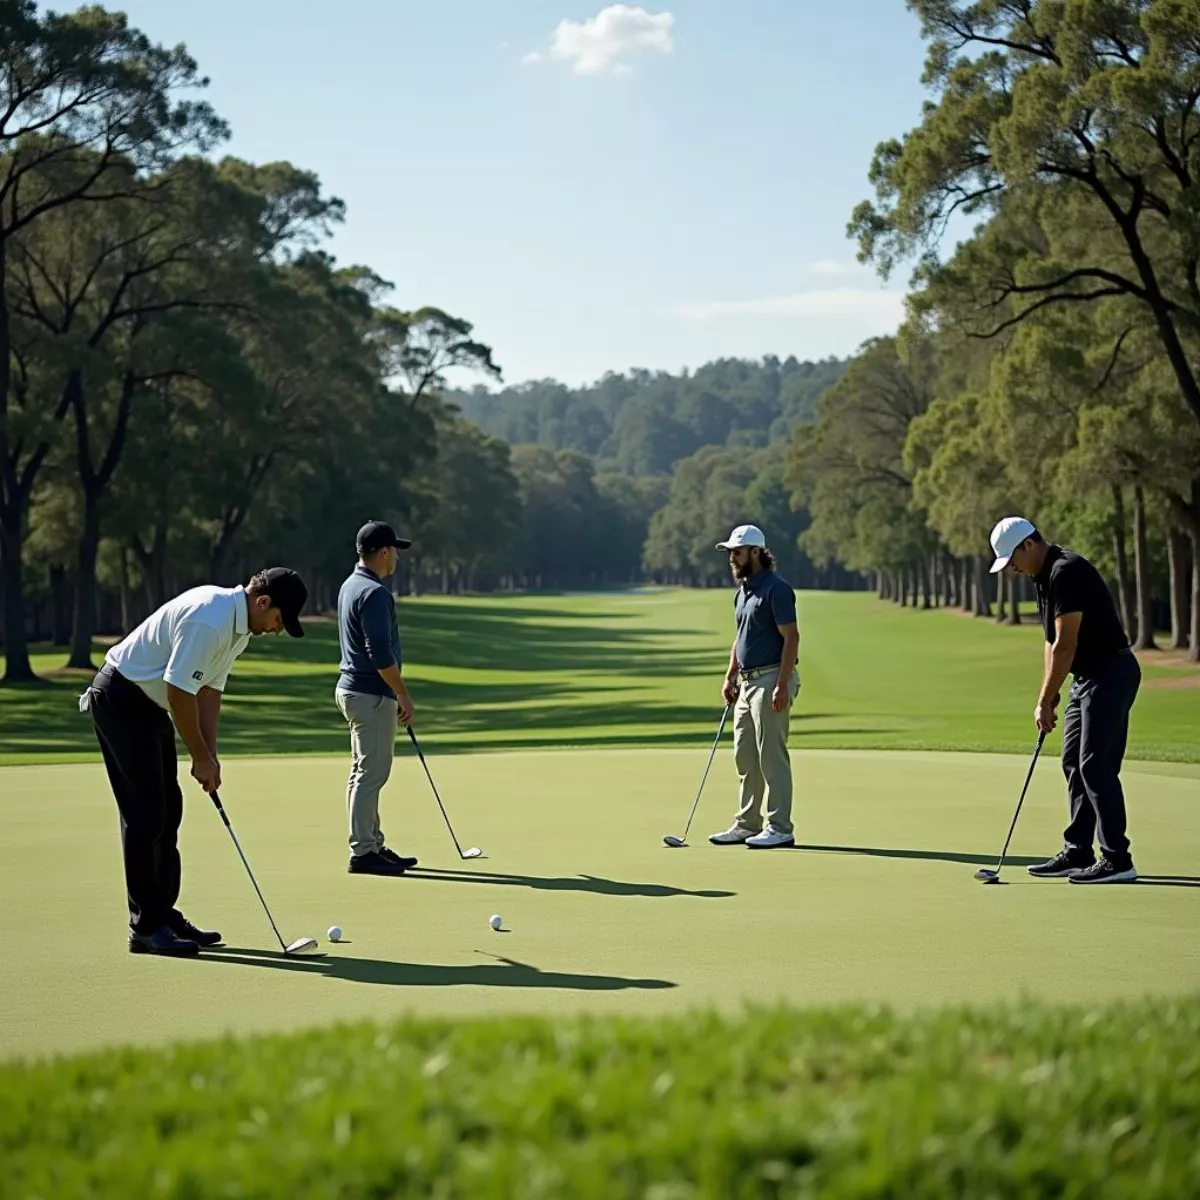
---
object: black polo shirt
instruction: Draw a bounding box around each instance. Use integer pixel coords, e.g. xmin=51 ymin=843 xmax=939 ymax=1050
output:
xmin=1034 ymin=545 xmax=1129 ymax=677
xmin=734 ymin=569 xmax=797 ymax=671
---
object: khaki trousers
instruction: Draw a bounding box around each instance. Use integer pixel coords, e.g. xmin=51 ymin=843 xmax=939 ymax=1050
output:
xmin=732 ymin=667 xmax=799 ymax=835
xmin=335 ymin=688 xmax=397 ymax=856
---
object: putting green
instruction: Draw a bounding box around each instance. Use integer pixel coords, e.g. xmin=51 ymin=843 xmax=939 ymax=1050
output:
xmin=2 ymin=748 xmax=1197 ymax=1061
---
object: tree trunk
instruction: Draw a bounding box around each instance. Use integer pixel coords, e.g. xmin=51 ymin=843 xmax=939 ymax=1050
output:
xmin=67 ymin=499 xmax=102 ymax=670
xmin=0 ymin=502 xmax=37 ymax=682
xmin=973 ymin=556 xmax=991 ymax=617
xmin=959 ymin=558 xmax=972 ymax=612
xmin=1006 ymin=570 xmax=1021 ymax=625
xmin=1191 ymin=532 xmax=1200 ymax=664
xmin=876 ymin=570 xmax=885 ymax=600
xmin=50 ymin=565 xmax=71 ymax=645
xmin=1167 ymin=528 xmax=1190 ymax=651
xmin=132 ymin=527 xmax=168 ymax=613
xmin=119 ymin=545 xmax=132 ymax=634
xmin=899 ymin=570 xmax=909 ymax=607
xmin=942 ymin=551 xmax=954 ymax=607
xmin=921 ymin=558 xmax=932 ymax=610
xmin=995 ymin=566 xmax=1007 ymax=622
xmin=1131 ymin=485 xmax=1156 ymax=650
xmin=1111 ymin=485 xmax=1135 ymax=640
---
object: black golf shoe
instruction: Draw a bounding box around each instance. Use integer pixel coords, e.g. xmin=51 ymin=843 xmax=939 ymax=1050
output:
xmin=1027 ymin=849 xmax=1096 ymax=878
xmin=1069 ymin=858 xmax=1138 ymax=885
xmin=128 ymin=925 xmax=200 ymax=957
xmin=348 ymin=850 xmax=407 ymax=876
xmin=167 ymin=912 xmax=223 ymax=947
xmin=381 ymin=846 xmax=419 ymax=870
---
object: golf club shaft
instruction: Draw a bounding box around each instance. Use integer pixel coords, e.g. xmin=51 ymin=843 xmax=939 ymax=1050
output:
xmin=680 ymin=704 xmax=731 ymax=841
xmin=209 ymin=791 xmax=288 ymax=952
xmin=989 ymin=730 xmax=1047 ymax=875
xmin=406 ymin=724 xmax=468 ymax=858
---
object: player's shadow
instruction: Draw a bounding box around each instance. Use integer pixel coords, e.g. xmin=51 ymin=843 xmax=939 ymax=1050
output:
xmin=196 ymin=947 xmax=676 ymax=990
xmin=796 ymin=843 xmax=1045 ymax=868
xmin=405 ymin=867 xmax=734 ymax=899
xmin=1135 ymin=875 xmax=1200 ymax=888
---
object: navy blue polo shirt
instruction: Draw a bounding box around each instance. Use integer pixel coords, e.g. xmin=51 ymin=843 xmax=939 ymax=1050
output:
xmin=336 ymin=565 xmax=402 ymax=697
xmin=734 ymin=569 xmax=797 ymax=670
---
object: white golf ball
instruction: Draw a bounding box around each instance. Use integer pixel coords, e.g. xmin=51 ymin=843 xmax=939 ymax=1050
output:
xmin=489 ymin=914 xmax=503 ymax=931
xmin=327 ymin=925 xmax=343 ymax=942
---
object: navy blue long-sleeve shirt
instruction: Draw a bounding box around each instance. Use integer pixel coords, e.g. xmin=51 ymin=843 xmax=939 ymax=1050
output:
xmin=336 ymin=565 xmax=402 ymax=697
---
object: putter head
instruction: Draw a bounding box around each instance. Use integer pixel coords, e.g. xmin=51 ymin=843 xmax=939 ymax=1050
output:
xmin=461 ymin=847 xmax=483 ymax=859
xmin=974 ymin=869 xmax=1005 ymax=885
xmin=663 ymin=836 xmax=686 ymax=848
xmin=284 ymin=937 xmax=320 ymax=955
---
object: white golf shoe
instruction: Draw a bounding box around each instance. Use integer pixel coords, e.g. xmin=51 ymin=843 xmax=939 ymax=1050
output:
xmin=709 ymin=824 xmax=757 ymax=845
xmin=746 ymin=828 xmax=796 ymax=849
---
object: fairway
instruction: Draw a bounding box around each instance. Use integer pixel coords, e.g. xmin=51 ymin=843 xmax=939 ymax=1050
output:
xmin=3 ymin=745 xmax=1197 ymax=1060
xmin=4 ymin=588 xmax=1200 ymax=763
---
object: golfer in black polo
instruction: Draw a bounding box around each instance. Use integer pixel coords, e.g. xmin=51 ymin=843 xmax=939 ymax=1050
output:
xmin=989 ymin=516 xmax=1141 ymax=883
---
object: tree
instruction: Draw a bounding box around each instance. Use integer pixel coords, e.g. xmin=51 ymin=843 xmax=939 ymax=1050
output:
xmin=850 ymin=0 xmax=1200 ymax=539
xmin=375 ymin=305 xmax=501 ymax=409
xmin=786 ymin=336 xmax=938 ymax=604
xmin=1 ymin=1 xmax=226 ymax=681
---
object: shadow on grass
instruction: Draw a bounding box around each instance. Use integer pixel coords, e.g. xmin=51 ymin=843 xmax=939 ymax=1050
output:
xmin=1135 ymin=875 xmax=1200 ymax=888
xmin=3 ymin=594 xmax=872 ymax=760
xmin=196 ymin=945 xmax=676 ymax=990
xmin=796 ymin=842 xmax=1046 ymax=868
xmin=404 ymin=867 xmax=735 ymax=899
xmin=1 ymin=596 xmax=751 ymax=760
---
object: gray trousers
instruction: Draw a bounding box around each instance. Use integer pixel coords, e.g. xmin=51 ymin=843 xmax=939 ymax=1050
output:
xmin=733 ymin=666 xmax=799 ymax=835
xmin=335 ymin=688 xmax=397 ymax=857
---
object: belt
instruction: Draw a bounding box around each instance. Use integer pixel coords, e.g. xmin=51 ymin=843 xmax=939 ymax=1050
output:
xmin=738 ymin=663 xmax=781 ymax=681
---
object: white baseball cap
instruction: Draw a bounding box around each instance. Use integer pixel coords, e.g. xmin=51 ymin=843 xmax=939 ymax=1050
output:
xmin=989 ymin=516 xmax=1037 ymax=574
xmin=716 ymin=524 xmax=766 ymax=551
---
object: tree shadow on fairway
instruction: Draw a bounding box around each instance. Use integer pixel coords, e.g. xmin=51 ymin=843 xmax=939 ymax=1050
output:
xmin=796 ymin=843 xmax=1045 ymax=868
xmin=195 ymin=946 xmax=676 ymax=990
xmin=404 ymin=867 xmax=735 ymax=899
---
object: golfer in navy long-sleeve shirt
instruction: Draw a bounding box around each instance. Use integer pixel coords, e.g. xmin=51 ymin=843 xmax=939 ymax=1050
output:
xmin=335 ymin=520 xmax=418 ymax=877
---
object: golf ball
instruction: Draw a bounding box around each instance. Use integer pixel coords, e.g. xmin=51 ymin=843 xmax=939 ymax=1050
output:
xmin=489 ymin=914 xmax=503 ymax=931
xmin=327 ymin=925 xmax=343 ymax=942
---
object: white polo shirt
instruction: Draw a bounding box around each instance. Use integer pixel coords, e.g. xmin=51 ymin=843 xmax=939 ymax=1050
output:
xmin=104 ymin=585 xmax=252 ymax=711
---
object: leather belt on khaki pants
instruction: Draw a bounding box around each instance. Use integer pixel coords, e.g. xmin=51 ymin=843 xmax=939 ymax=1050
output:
xmin=738 ymin=663 xmax=780 ymax=681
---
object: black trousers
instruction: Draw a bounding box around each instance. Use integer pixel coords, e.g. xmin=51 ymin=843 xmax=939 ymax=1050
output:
xmin=87 ymin=667 xmax=184 ymax=933
xmin=1061 ymin=650 xmax=1141 ymax=866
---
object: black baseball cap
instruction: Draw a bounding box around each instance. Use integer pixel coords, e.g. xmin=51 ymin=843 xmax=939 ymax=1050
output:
xmin=260 ymin=567 xmax=307 ymax=638
xmin=356 ymin=520 xmax=412 ymax=556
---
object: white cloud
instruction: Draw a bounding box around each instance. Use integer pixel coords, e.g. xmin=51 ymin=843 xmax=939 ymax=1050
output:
xmin=528 ymin=5 xmax=674 ymax=76
xmin=806 ymin=259 xmax=860 ymax=277
xmin=521 ymin=50 xmax=544 ymax=65
xmin=676 ymin=287 xmax=907 ymax=325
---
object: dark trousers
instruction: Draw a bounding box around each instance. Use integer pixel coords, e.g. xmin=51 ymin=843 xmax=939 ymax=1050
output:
xmin=87 ymin=667 xmax=185 ymax=933
xmin=1061 ymin=650 xmax=1141 ymax=866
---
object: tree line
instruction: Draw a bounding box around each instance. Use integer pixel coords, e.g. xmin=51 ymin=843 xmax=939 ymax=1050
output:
xmin=0 ymin=3 xmax=854 ymax=688
xmin=785 ymin=0 xmax=1200 ymax=661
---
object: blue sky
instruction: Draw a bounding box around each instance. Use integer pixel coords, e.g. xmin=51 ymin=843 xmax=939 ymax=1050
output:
xmin=117 ymin=1 xmax=933 ymax=387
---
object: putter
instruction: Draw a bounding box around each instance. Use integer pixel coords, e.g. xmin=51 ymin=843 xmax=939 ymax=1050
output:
xmin=663 ymin=704 xmax=731 ymax=848
xmin=208 ymin=791 xmax=318 ymax=954
xmin=406 ymin=724 xmax=483 ymax=859
xmin=975 ymin=730 xmax=1047 ymax=885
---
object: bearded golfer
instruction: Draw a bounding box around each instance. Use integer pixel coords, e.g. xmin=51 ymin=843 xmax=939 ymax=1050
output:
xmin=708 ymin=524 xmax=800 ymax=849
xmin=989 ymin=516 xmax=1141 ymax=883
xmin=81 ymin=568 xmax=309 ymax=956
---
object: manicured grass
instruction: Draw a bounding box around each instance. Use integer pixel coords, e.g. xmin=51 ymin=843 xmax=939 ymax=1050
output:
xmin=1 ymin=589 xmax=1198 ymax=764
xmin=3 ymin=998 xmax=1198 ymax=1199
xmin=3 ymin=749 xmax=1197 ymax=1061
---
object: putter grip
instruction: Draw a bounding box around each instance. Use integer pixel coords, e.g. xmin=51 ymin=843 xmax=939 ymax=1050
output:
xmin=209 ymin=790 xmax=232 ymax=827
